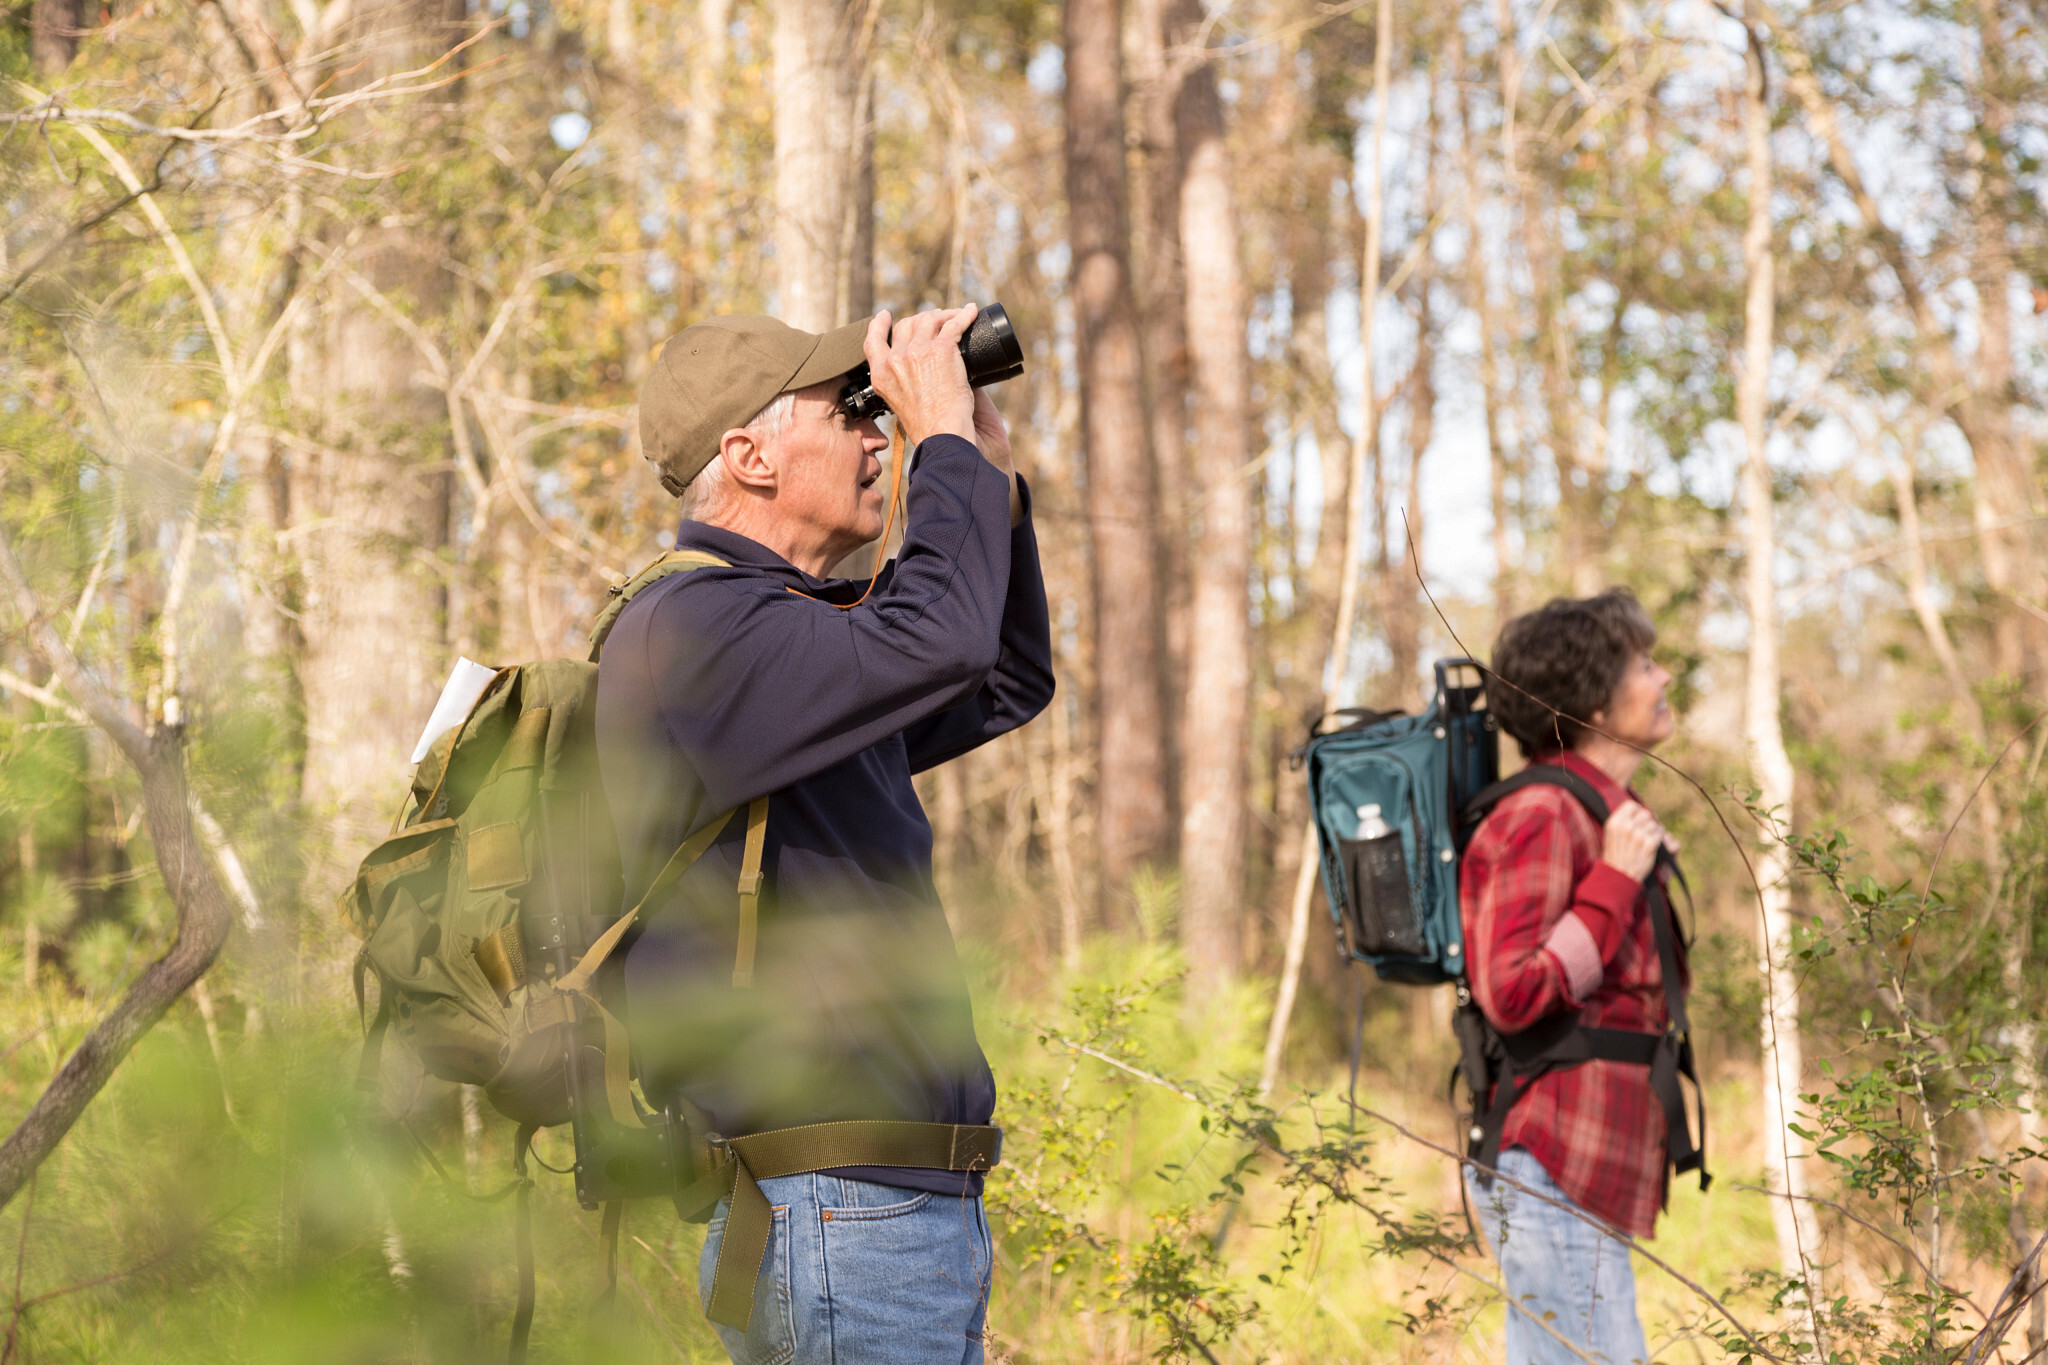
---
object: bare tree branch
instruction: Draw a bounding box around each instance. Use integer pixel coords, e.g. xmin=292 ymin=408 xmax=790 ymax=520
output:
xmin=0 ymin=526 xmax=235 ymax=1211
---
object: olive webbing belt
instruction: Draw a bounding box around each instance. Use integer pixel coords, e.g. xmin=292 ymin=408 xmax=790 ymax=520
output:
xmin=678 ymin=1119 xmax=1004 ymax=1328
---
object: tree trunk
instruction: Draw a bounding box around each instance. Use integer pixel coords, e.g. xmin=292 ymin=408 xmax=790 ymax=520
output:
xmin=1264 ymin=64 xmax=1350 ymax=976
xmin=773 ymin=0 xmax=870 ymax=330
xmin=29 ymin=0 xmax=81 ymax=73
xmin=1960 ymin=0 xmax=2039 ymax=685
xmin=685 ymin=0 xmax=733 ymax=316
xmin=1738 ymin=17 xmax=1821 ymax=1295
xmin=289 ymin=0 xmax=466 ymax=861
xmin=1383 ymin=100 xmax=1440 ymax=698
xmin=1451 ymin=25 xmax=1516 ymax=628
xmin=1530 ymin=215 xmax=1590 ymax=594
xmin=1133 ymin=0 xmax=1190 ymax=813
xmin=1174 ymin=3 xmax=1251 ymax=992
xmin=1064 ymin=0 xmax=1170 ymax=886
xmin=1491 ymin=0 xmax=1591 ymax=596
xmin=1289 ymin=173 xmax=1350 ymax=674
xmin=1268 ymin=126 xmax=1346 ymax=968
xmin=847 ymin=69 xmax=877 ymax=321
xmin=1332 ymin=0 xmax=1392 ymax=706
xmin=1386 ymin=275 xmax=1434 ymax=696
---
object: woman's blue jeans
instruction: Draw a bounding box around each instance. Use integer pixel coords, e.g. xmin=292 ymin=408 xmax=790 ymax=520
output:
xmin=1465 ymin=1147 xmax=1653 ymax=1364
xmin=699 ymin=1173 xmax=993 ymax=1365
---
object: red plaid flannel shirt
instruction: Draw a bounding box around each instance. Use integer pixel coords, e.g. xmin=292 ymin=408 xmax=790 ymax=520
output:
xmin=1458 ymin=751 xmax=1686 ymax=1239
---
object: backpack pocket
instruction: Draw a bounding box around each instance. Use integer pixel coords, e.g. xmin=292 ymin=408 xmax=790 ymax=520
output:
xmin=1319 ymin=752 xmax=1433 ymax=959
xmin=1341 ymin=829 xmax=1425 ymax=957
xmin=340 ymin=819 xmax=456 ymax=940
xmin=486 ymin=985 xmax=575 ymax=1128
xmin=357 ymin=822 xmax=516 ymax=1088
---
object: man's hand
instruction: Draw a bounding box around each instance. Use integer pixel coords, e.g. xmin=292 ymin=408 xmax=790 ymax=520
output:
xmin=863 ymin=306 xmax=977 ymax=448
xmin=971 ymin=389 xmax=1026 ymax=526
xmin=971 ymin=389 xmax=1011 ymax=471
xmin=1600 ymin=802 xmax=1666 ymax=882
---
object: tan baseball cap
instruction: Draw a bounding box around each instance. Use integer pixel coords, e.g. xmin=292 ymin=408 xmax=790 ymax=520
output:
xmin=638 ymin=314 xmax=871 ymax=496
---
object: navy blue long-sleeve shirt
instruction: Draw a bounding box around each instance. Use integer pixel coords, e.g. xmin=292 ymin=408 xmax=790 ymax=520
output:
xmin=594 ymin=434 xmax=1054 ymax=1194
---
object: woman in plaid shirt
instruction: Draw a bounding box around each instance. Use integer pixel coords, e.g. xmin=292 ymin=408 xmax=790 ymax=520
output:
xmin=1461 ymin=589 xmax=1683 ymax=1365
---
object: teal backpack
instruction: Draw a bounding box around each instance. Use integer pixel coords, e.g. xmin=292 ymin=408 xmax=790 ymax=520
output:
xmin=1299 ymin=660 xmax=1498 ymax=983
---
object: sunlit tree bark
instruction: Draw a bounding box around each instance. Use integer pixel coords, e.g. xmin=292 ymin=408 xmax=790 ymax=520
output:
xmin=1173 ymin=0 xmax=1250 ymax=991
xmin=287 ymin=0 xmax=469 ymax=859
xmin=685 ymin=0 xmax=733 ymax=316
xmin=1450 ymin=24 xmax=1516 ymax=628
xmin=1959 ymin=0 xmax=2040 ymax=685
xmin=772 ymin=0 xmax=872 ymax=330
xmin=28 ymin=0 xmax=81 ymax=73
xmin=1133 ymin=0 xmax=1190 ymax=805
xmin=1064 ymin=0 xmax=1169 ymax=887
xmin=1738 ymin=15 xmax=1821 ymax=1297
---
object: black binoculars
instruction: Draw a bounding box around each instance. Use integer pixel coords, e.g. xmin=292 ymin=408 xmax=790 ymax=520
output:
xmin=838 ymin=303 xmax=1025 ymax=421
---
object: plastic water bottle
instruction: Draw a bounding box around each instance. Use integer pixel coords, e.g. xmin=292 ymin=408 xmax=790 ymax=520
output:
xmin=1346 ymin=801 xmax=1422 ymax=956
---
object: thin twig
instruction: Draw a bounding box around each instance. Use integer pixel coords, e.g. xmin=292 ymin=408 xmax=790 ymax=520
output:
xmin=1920 ymin=716 xmax=2043 ymax=907
xmin=3 ymin=1172 xmax=35 ymax=1362
xmin=1732 ymin=1183 xmax=1958 ymax=1303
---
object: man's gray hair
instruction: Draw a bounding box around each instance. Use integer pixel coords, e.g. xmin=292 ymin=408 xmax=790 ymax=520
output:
xmin=680 ymin=390 xmax=799 ymax=521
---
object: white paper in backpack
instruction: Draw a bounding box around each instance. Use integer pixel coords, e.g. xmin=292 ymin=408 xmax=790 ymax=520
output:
xmin=411 ymin=657 xmax=500 ymax=763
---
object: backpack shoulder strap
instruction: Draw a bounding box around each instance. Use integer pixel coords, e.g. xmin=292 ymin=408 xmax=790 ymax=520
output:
xmin=1459 ymin=763 xmax=1610 ymax=844
xmin=587 ymin=550 xmax=730 ymax=661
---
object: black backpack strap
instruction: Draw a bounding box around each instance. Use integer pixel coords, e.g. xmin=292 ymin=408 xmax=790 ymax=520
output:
xmin=1459 ymin=763 xmax=1612 ymax=844
xmin=1646 ymin=847 xmax=1710 ymax=1189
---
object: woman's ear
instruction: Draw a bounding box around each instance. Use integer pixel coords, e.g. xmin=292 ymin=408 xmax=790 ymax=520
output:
xmin=718 ymin=427 xmax=777 ymax=493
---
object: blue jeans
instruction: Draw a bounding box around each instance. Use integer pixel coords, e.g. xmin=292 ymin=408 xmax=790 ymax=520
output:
xmin=698 ymin=1173 xmax=993 ymax=1364
xmin=1465 ymin=1147 xmax=1652 ymax=1365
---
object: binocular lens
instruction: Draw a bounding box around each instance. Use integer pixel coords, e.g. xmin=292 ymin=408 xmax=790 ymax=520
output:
xmin=839 ymin=303 xmax=1024 ymax=422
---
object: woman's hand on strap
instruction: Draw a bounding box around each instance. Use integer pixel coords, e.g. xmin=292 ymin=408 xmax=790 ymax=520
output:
xmin=1600 ymin=802 xmax=1666 ymax=882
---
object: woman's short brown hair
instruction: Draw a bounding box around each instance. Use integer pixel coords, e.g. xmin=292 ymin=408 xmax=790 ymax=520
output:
xmin=1489 ymin=589 xmax=1658 ymax=757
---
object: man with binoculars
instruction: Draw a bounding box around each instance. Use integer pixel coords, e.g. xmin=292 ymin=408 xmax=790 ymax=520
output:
xmin=597 ymin=304 xmax=1052 ymax=1364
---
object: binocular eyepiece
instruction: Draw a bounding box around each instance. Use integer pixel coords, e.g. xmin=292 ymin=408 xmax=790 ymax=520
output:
xmin=839 ymin=303 xmax=1025 ymax=422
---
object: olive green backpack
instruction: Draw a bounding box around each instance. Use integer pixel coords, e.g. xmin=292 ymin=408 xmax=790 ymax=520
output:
xmin=338 ymin=549 xmax=764 ymax=1127
xmin=337 ymin=549 xmax=767 ymax=1353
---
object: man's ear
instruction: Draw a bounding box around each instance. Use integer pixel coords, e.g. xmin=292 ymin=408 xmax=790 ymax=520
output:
xmin=718 ymin=427 xmax=778 ymax=493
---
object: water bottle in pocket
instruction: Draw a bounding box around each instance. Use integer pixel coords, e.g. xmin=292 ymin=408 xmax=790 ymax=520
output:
xmin=1341 ymin=803 xmax=1426 ymax=958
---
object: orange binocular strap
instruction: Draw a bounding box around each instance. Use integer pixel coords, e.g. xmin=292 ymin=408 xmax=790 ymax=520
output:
xmin=786 ymin=422 xmax=907 ymax=612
